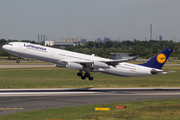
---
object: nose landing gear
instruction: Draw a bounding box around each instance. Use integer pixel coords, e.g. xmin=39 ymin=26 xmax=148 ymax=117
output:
xmin=16 ymin=57 xmax=20 ymax=64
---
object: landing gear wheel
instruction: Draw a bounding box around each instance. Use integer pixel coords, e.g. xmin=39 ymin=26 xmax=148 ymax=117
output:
xmin=85 ymin=72 xmax=90 ymax=77
xmin=81 ymin=76 xmax=86 ymax=80
xmin=77 ymin=72 xmax=82 ymax=76
xmin=16 ymin=60 xmax=20 ymax=64
xmin=88 ymin=77 xmax=93 ymax=81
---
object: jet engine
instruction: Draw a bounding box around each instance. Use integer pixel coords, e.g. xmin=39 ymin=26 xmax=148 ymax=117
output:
xmin=56 ymin=61 xmax=66 ymax=67
xmin=92 ymin=61 xmax=109 ymax=68
xmin=54 ymin=64 xmax=66 ymax=68
xmin=66 ymin=62 xmax=83 ymax=70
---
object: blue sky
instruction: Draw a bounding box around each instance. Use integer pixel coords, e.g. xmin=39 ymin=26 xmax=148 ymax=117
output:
xmin=0 ymin=0 xmax=180 ymax=41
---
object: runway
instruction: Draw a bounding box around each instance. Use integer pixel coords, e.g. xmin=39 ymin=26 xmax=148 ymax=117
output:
xmin=0 ymin=64 xmax=54 ymax=68
xmin=0 ymin=88 xmax=180 ymax=116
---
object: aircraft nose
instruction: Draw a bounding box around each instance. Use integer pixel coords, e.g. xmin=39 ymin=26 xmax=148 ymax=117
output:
xmin=2 ymin=45 xmax=7 ymax=50
xmin=2 ymin=45 xmax=5 ymax=49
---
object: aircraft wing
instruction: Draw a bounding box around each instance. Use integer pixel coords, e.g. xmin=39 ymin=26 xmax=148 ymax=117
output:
xmin=103 ymin=55 xmax=139 ymax=66
xmin=61 ymin=55 xmax=138 ymax=68
xmin=64 ymin=59 xmax=131 ymax=67
xmin=103 ymin=59 xmax=130 ymax=66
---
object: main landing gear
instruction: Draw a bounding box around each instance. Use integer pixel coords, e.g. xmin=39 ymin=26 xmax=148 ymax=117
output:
xmin=77 ymin=71 xmax=93 ymax=81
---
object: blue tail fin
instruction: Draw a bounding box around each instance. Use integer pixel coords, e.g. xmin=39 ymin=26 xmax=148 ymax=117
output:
xmin=139 ymin=48 xmax=173 ymax=69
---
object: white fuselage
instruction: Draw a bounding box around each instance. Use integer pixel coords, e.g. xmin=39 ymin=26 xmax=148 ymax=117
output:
xmin=3 ymin=42 xmax=159 ymax=77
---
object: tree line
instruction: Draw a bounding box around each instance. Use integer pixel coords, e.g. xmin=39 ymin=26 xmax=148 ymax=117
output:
xmin=66 ymin=40 xmax=180 ymax=59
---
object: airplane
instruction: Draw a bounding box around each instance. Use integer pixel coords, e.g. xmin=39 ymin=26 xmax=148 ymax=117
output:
xmin=2 ymin=42 xmax=173 ymax=81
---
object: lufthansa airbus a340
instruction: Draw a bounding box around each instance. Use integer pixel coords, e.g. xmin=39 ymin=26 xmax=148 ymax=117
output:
xmin=2 ymin=42 xmax=173 ymax=81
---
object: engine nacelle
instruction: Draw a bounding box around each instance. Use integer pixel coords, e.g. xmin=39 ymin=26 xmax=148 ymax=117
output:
xmin=92 ymin=61 xmax=109 ymax=68
xmin=54 ymin=64 xmax=66 ymax=68
xmin=56 ymin=61 xmax=66 ymax=67
xmin=66 ymin=62 xmax=83 ymax=70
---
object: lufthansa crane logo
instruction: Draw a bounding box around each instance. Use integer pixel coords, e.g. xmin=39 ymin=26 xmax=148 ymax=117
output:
xmin=156 ymin=53 xmax=166 ymax=64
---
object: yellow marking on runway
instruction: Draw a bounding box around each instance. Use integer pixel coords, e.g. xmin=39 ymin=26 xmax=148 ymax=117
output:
xmin=95 ymin=107 xmax=110 ymax=111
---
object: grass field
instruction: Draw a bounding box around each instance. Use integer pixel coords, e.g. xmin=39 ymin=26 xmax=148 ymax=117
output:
xmin=0 ymin=65 xmax=179 ymax=88
xmin=0 ymin=99 xmax=180 ymax=120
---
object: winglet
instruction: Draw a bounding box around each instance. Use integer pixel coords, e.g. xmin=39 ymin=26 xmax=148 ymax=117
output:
xmin=139 ymin=48 xmax=173 ymax=69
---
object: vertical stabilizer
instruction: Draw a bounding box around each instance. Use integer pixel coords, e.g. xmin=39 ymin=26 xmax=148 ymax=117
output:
xmin=139 ymin=48 xmax=173 ymax=69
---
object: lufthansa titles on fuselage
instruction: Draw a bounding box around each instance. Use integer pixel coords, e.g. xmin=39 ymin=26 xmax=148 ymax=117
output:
xmin=24 ymin=44 xmax=47 ymax=52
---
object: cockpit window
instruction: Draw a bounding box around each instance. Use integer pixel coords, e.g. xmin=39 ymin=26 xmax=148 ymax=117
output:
xmin=8 ymin=44 xmax=13 ymax=46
